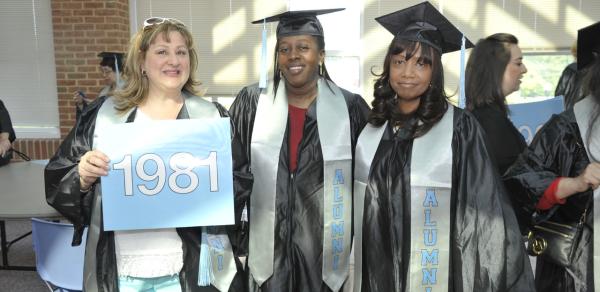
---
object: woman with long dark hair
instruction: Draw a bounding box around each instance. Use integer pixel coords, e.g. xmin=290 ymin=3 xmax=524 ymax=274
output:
xmin=229 ymin=8 xmax=370 ymax=292
xmin=353 ymin=2 xmax=534 ymax=291
xmin=466 ymin=33 xmax=528 ymax=175
xmin=465 ymin=33 xmax=529 ymax=232
xmin=504 ymin=21 xmax=600 ymax=291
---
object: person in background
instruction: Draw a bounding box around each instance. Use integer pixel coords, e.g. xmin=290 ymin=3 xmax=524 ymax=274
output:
xmin=229 ymin=8 xmax=370 ymax=292
xmin=465 ymin=33 xmax=529 ymax=233
xmin=354 ymin=2 xmax=535 ymax=291
xmin=45 ymin=18 xmax=243 ymax=291
xmin=73 ymin=52 xmax=124 ymax=119
xmin=0 ymin=99 xmax=16 ymax=166
xmin=466 ymin=33 xmax=528 ymax=175
xmin=504 ymin=21 xmax=600 ymax=292
xmin=555 ymin=41 xmax=587 ymax=110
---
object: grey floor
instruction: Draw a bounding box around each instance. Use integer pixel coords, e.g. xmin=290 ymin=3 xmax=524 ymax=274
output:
xmin=0 ymin=219 xmax=536 ymax=292
xmin=0 ymin=219 xmax=49 ymax=292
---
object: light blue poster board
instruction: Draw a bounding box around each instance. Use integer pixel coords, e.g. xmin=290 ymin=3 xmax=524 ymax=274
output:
xmin=508 ymin=96 xmax=564 ymax=144
xmin=96 ymin=118 xmax=234 ymax=231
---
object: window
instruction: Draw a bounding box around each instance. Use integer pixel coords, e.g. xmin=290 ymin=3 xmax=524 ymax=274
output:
xmin=129 ymin=0 xmax=363 ymax=99
xmin=129 ymin=0 xmax=600 ymax=106
xmin=507 ymin=51 xmax=573 ymax=103
xmin=361 ymin=0 xmax=600 ymax=104
xmin=289 ymin=0 xmax=362 ymax=94
xmin=130 ymin=0 xmax=284 ymax=98
xmin=0 ymin=0 xmax=59 ymax=138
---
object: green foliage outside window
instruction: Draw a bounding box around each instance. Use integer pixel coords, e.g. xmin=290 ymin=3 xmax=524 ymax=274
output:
xmin=517 ymin=53 xmax=573 ymax=100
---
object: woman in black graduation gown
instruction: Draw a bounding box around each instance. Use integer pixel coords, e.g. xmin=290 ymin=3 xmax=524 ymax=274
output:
xmin=504 ymin=21 xmax=600 ymax=292
xmin=73 ymin=52 xmax=124 ymax=121
xmin=0 ymin=99 xmax=16 ymax=166
xmin=45 ymin=18 xmax=243 ymax=291
xmin=354 ymin=2 xmax=535 ymax=291
xmin=465 ymin=33 xmax=529 ymax=233
xmin=229 ymin=9 xmax=370 ymax=292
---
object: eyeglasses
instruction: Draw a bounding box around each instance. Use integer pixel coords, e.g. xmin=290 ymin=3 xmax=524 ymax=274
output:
xmin=143 ymin=17 xmax=185 ymax=29
xmin=100 ymin=67 xmax=113 ymax=75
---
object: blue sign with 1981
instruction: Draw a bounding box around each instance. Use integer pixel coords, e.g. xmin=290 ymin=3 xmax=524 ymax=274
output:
xmin=96 ymin=118 xmax=234 ymax=231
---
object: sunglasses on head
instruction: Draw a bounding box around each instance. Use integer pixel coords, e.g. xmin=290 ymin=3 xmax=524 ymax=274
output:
xmin=143 ymin=17 xmax=185 ymax=29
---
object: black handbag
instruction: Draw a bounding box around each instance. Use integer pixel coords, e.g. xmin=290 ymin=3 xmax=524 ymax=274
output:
xmin=527 ymin=199 xmax=591 ymax=268
xmin=527 ymin=219 xmax=583 ymax=267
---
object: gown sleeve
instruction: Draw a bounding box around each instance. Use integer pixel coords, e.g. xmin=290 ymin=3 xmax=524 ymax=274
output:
xmin=228 ymin=85 xmax=259 ymax=256
xmin=44 ymin=98 xmax=104 ymax=244
xmin=504 ymin=110 xmax=591 ymax=221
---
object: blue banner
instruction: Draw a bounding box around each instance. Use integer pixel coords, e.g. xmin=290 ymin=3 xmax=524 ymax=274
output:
xmin=508 ymin=96 xmax=564 ymax=144
xmin=97 ymin=118 xmax=234 ymax=231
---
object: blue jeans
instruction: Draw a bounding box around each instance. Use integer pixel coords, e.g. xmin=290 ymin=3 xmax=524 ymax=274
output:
xmin=118 ymin=274 xmax=182 ymax=292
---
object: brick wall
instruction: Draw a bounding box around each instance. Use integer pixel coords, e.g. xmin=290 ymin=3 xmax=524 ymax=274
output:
xmin=12 ymin=139 xmax=63 ymax=161
xmin=13 ymin=0 xmax=130 ymax=161
xmin=53 ymin=0 xmax=130 ymax=137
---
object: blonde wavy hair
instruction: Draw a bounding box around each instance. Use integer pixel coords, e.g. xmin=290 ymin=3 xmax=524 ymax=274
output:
xmin=113 ymin=18 xmax=202 ymax=113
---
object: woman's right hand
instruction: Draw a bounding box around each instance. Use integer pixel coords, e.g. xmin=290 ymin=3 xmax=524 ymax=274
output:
xmin=73 ymin=91 xmax=85 ymax=109
xmin=557 ymin=162 xmax=600 ymax=199
xmin=577 ymin=162 xmax=600 ymax=191
xmin=78 ymin=150 xmax=110 ymax=191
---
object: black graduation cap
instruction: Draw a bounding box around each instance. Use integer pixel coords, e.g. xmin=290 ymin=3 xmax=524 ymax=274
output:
xmin=375 ymin=1 xmax=473 ymax=53
xmin=577 ymin=21 xmax=600 ymax=70
xmin=97 ymin=51 xmax=124 ymax=58
xmin=98 ymin=52 xmax=124 ymax=70
xmin=251 ymin=8 xmax=344 ymax=38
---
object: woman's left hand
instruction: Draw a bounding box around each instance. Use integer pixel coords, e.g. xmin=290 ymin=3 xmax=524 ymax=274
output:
xmin=0 ymin=135 xmax=11 ymax=157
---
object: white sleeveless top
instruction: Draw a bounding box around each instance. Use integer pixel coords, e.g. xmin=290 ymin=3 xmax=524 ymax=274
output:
xmin=114 ymin=109 xmax=184 ymax=277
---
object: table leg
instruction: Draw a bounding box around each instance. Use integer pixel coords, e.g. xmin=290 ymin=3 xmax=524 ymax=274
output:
xmin=0 ymin=220 xmax=7 ymax=267
xmin=7 ymin=231 xmax=32 ymax=249
xmin=0 ymin=220 xmax=36 ymax=271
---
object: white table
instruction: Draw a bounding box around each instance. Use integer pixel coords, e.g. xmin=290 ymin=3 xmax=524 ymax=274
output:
xmin=0 ymin=160 xmax=60 ymax=270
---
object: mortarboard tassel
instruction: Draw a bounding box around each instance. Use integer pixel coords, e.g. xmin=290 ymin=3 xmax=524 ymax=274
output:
xmin=198 ymin=227 xmax=213 ymax=286
xmin=259 ymin=20 xmax=268 ymax=89
xmin=114 ymin=54 xmax=123 ymax=89
xmin=458 ymin=34 xmax=466 ymax=108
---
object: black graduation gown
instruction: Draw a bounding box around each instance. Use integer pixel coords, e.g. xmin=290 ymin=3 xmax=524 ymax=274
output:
xmin=229 ymin=83 xmax=370 ymax=292
xmin=504 ymin=108 xmax=594 ymax=292
xmin=360 ymin=108 xmax=535 ymax=292
xmin=555 ymin=63 xmax=586 ymax=110
xmin=45 ymin=96 xmax=245 ymax=292
xmin=471 ymin=104 xmax=529 ymax=234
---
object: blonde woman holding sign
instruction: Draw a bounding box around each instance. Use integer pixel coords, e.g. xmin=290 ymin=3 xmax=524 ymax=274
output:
xmin=45 ymin=18 xmax=243 ymax=291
